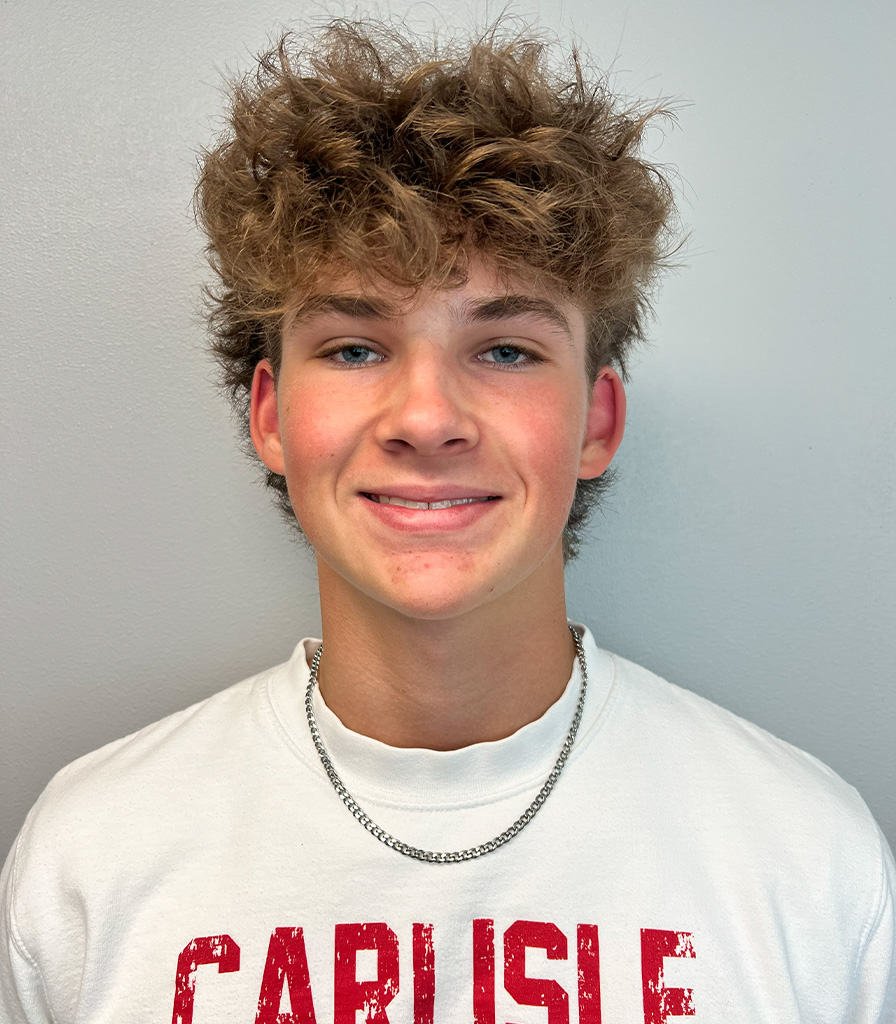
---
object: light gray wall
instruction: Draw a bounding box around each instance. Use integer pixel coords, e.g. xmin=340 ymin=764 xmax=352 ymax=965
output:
xmin=2 ymin=0 xmax=894 ymax=863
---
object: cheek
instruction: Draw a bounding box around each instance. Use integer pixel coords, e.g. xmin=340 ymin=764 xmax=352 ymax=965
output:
xmin=278 ymin=384 xmax=356 ymax=483
xmin=511 ymin=392 xmax=585 ymax=493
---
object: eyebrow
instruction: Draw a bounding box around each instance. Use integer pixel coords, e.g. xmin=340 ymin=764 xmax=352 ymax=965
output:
xmin=288 ymin=292 xmax=573 ymax=338
xmin=461 ymin=295 xmax=573 ymax=339
xmin=289 ymin=294 xmax=396 ymax=325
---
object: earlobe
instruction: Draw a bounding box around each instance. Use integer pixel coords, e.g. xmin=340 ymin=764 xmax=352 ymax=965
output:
xmin=249 ymin=359 xmax=285 ymax=475
xmin=578 ymin=367 xmax=626 ymax=479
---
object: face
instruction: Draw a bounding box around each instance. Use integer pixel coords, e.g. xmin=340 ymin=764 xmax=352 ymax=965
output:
xmin=250 ymin=261 xmax=625 ymax=622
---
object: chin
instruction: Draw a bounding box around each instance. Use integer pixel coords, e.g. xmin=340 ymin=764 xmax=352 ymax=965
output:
xmin=315 ymin=535 xmax=562 ymax=623
xmin=377 ymin=589 xmax=496 ymax=622
xmin=360 ymin=567 xmax=505 ymax=622
xmin=341 ymin=554 xmax=517 ymax=623
xmin=368 ymin=551 xmax=557 ymax=624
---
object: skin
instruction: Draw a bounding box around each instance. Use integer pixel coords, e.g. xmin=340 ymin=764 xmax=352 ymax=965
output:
xmin=250 ymin=261 xmax=625 ymax=749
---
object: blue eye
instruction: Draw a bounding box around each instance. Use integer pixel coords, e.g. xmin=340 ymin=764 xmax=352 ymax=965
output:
xmin=480 ymin=345 xmax=537 ymax=368
xmin=330 ymin=345 xmax=383 ymax=366
xmin=492 ymin=346 xmax=522 ymax=363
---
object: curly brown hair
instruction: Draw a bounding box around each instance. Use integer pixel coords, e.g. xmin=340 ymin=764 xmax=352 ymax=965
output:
xmin=196 ymin=18 xmax=676 ymax=560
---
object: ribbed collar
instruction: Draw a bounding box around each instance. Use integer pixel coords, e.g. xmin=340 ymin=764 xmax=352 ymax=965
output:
xmin=268 ymin=623 xmax=614 ymax=809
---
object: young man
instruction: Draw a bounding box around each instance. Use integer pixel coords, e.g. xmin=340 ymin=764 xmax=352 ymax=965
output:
xmin=2 ymin=19 xmax=894 ymax=1024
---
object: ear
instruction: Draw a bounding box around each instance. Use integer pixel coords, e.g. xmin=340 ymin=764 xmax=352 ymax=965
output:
xmin=249 ymin=359 xmax=285 ymax=475
xmin=578 ymin=367 xmax=626 ymax=479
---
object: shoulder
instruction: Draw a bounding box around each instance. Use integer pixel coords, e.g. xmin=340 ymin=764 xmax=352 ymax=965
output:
xmin=0 ymin=655 xmax=301 ymax=1014
xmin=47 ymin=664 xmax=275 ymax=799
xmin=608 ymin=651 xmax=854 ymax=785
xmin=603 ymin=650 xmax=890 ymax=883
xmin=587 ymin=651 xmax=896 ymax=1019
xmin=5 ymin=657 xmax=290 ymax=893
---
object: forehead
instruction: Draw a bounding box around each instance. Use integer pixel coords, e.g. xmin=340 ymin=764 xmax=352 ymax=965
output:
xmin=286 ymin=261 xmax=586 ymax=340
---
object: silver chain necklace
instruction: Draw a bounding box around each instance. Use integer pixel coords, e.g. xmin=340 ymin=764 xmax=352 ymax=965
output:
xmin=304 ymin=625 xmax=588 ymax=863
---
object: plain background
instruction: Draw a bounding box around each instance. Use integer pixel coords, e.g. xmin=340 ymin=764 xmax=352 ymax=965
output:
xmin=1 ymin=0 xmax=894 ymax=863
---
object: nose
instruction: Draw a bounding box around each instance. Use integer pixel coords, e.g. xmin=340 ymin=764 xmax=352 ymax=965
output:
xmin=374 ymin=353 xmax=479 ymax=455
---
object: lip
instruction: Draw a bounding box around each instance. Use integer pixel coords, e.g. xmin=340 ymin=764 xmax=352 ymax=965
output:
xmin=359 ymin=486 xmax=500 ymax=503
xmin=359 ymin=491 xmax=502 ymax=533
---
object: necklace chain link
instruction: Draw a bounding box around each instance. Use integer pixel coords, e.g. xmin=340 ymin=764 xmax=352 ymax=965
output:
xmin=305 ymin=625 xmax=588 ymax=863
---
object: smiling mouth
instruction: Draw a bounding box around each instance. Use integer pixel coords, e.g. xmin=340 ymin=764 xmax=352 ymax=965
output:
xmin=363 ymin=494 xmax=499 ymax=510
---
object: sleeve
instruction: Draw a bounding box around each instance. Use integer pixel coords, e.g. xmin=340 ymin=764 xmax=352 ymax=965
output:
xmin=850 ymin=825 xmax=896 ymax=1023
xmin=0 ymin=836 xmax=55 ymax=1024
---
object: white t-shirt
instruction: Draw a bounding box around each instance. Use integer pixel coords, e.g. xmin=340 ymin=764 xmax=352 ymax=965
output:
xmin=2 ymin=627 xmax=894 ymax=1022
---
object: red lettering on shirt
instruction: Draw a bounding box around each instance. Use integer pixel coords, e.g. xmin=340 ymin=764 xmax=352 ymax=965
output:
xmin=472 ymin=918 xmax=496 ymax=1024
xmin=577 ymin=924 xmax=601 ymax=1024
xmin=334 ymin=922 xmax=399 ymax=1023
xmin=640 ymin=929 xmax=696 ymax=1024
xmin=255 ymin=927 xmax=317 ymax=1023
xmin=168 ymin=919 xmax=697 ymax=1021
xmin=171 ymin=934 xmax=240 ymax=1024
xmin=504 ymin=920 xmax=570 ymax=1024
xmin=412 ymin=923 xmax=435 ymax=1024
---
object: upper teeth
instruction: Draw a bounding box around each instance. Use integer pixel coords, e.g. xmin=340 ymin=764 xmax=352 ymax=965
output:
xmin=371 ymin=495 xmax=492 ymax=510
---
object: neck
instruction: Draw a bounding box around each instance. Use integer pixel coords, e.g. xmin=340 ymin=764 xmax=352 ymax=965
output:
xmin=314 ymin=553 xmax=575 ymax=750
